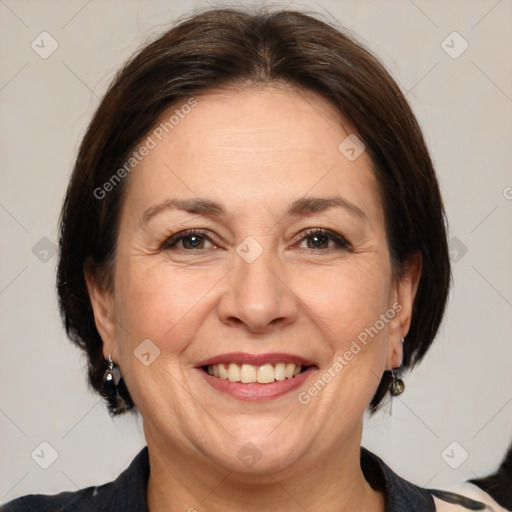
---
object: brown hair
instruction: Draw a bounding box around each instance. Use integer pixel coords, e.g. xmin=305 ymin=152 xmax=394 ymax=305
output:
xmin=57 ymin=7 xmax=451 ymax=414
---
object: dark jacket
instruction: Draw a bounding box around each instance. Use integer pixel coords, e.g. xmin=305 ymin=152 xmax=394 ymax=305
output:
xmin=1 ymin=446 xmax=490 ymax=511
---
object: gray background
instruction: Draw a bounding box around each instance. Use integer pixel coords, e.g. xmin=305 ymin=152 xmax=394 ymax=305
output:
xmin=1 ymin=0 xmax=511 ymax=503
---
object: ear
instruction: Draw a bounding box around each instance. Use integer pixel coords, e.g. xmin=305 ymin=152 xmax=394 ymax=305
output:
xmin=386 ymin=252 xmax=422 ymax=370
xmin=84 ymin=259 xmax=117 ymax=359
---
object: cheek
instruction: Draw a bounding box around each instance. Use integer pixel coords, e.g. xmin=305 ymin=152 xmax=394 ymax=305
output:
xmin=113 ymin=261 xmax=223 ymax=353
xmin=293 ymin=262 xmax=392 ymax=345
xmin=111 ymin=262 xmax=225 ymax=418
xmin=296 ymin=268 xmax=393 ymax=408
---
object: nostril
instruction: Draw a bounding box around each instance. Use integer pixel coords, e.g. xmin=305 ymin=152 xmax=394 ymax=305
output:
xmin=225 ymin=316 xmax=243 ymax=327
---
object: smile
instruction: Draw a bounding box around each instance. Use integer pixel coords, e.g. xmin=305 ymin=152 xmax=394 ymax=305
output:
xmin=196 ymin=352 xmax=316 ymax=400
xmin=205 ymin=362 xmax=305 ymax=384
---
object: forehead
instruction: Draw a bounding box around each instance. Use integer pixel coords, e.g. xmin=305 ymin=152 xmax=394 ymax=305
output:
xmin=122 ymin=85 xmax=382 ymax=222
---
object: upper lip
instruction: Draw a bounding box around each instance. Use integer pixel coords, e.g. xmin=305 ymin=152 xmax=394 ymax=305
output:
xmin=195 ymin=352 xmax=316 ymax=368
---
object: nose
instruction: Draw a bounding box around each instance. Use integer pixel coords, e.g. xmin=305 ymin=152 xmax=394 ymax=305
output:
xmin=217 ymin=252 xmax=299 ymax=334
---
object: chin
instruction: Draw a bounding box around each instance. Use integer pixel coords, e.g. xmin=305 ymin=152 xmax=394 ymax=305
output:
xmin=202 ymin=420 xmax=309 ymax=475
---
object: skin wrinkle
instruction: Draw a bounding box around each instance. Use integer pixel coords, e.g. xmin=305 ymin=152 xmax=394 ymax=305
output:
xmin=87 ymin=85 xmax=420 ymax=512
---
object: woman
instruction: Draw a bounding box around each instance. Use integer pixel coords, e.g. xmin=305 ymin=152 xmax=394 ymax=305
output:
xmin=3 ymin=7 xmax=506 ymax=512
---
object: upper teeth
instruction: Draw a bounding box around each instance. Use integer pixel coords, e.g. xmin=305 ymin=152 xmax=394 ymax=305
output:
xmin=207 ymin=363 xmax=302 ymax=383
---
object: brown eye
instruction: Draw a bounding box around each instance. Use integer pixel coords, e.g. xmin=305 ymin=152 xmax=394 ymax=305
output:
xmin=181 ymin=234 xmax=206 ymax=249
xmin=161 ymin=229 xmax=217 ymax=251
xmin=297 ymin=229 xmax=352 ymax=251
xmin=306 ymin=233 xmax=330 ymax=249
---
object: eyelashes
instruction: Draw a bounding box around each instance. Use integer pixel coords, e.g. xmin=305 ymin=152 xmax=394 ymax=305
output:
xmin=159 ymin=228 xmax=353 ymax=253
xmin=296 ymin=228 xmax=352 ymax=251
xmin=160 ymin=229 xmax=217 ymax=251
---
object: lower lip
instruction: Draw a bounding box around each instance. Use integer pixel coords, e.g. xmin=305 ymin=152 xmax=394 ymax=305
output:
xmin=198 ymin=367 xmax=315 ymax=401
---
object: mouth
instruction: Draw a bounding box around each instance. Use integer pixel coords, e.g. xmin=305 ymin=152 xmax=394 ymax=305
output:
xmin=204 ymin=362 xmax=307 ymax=384
xmin=195 ymin=352 xmax=317 ymax=400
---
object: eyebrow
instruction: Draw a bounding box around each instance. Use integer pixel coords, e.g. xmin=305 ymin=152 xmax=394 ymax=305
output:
xmin=288 ymin=196 xmax=367 ymax=219
xmin=140 ymin=195 xmax=366 ymax=226
xmin=141 ymin=198 xmax=225 ymax=225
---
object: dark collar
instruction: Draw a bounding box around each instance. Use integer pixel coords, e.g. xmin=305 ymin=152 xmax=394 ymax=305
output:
xmin=3 ymin=445 xmax=436 ymax=511
xmin=109 ymin=447 xmax=150 ymax=512
xmin=360 ymin=446 xmax=436 ymax=511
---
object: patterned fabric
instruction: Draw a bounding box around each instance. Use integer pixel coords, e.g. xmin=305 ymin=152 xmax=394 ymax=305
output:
xmin=430 ymin=484 xmax=511 ymax=512
xmin=430 ymin=489 xmax=489 ymax=510
xmin=1 ymin=446 xmax=500 ymax=511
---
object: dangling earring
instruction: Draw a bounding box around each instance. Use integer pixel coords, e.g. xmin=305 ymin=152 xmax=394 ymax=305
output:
xmin=103 ymin=354 xmax=121 ymax=397
xmin=390 ymin=339 xmax=405 ymax=396
xmin=390 ymin=367 xmax=405 ymax=396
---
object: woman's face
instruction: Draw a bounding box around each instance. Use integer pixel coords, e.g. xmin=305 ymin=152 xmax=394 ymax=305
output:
xmin=89 ymin=85 xmax=416 ymax=474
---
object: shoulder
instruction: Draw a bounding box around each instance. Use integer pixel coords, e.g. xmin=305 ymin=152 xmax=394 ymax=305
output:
xmin=0 ymin=482 xmax=114 ymax=512
xmin=361 ymin=447 xmax=510 ymax=512
xmin=429 ymin=483 xmax=511 ymax=512
xmin=1 ymin=447 xmax=149 ymax=512
xmin=361 ymin=447 xmax=437 ymax=510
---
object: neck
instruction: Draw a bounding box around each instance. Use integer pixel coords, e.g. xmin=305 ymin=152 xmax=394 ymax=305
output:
xmin=145 ymin=424 xmax=385 ymax=512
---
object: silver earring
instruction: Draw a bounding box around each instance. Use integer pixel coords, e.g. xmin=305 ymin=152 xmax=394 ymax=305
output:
xmin=390 ymin=367 xmax=405 ymax=396
xmin=103 ymin=354 xmax=121 ymax=397
xmin=390 ymin=338 xmax=405 ymax=395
